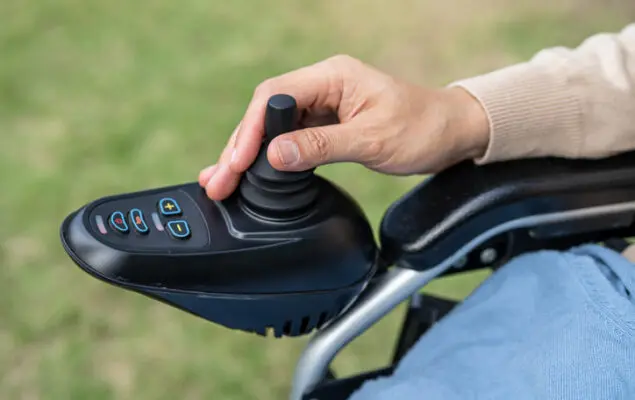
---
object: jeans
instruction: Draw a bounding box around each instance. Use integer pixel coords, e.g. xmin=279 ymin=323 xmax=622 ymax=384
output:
xmin=349 ymin=245 xmax=635 ymax=399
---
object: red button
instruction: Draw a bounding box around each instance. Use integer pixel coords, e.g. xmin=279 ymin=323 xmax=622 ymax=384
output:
xmin=109 ymin=211 xmax=129 ymax=233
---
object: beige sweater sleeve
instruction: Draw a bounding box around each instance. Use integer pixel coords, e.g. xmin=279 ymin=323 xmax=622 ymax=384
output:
xmin=450 ymin=24 xmax=635 ymax=164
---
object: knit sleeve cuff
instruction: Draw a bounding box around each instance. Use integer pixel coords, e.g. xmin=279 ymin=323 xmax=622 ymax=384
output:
xmin=449 ymin=62 xmax=583 ymax=165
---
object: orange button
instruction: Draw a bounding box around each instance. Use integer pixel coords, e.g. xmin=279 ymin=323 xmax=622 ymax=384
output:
xmin=129 ymin=208 xmax=149 ymax=234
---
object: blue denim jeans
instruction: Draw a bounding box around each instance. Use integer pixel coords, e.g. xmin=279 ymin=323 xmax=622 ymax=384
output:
xmin=349 ymin=245 xmax=635 ymax=399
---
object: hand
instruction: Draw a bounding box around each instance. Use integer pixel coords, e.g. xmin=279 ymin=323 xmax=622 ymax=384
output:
xmin=199 ymin=55 xmax=490 ymax=200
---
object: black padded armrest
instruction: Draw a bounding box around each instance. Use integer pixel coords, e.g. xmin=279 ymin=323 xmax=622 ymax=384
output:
xmin=380 ymin=150 xmax=635 ymax=271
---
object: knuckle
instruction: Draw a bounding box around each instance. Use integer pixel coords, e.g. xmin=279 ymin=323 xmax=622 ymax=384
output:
xmin=326 ymin=54 xmax=363 ymax=76
xmin=304 ymin=128 xmax=331 ymax=161
xmin=323 ymin=54 xmax=360 ymax=101
xmin=328 ymin=54 xmax=357 ymax=66
xmin=254 ymin=78 xmax=274 ymax=97
xmin=361 ymin=139 xmax=384 ymax=163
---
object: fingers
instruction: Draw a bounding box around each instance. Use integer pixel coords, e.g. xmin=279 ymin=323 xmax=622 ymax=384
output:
xmin=199 ymin=124 xmax=238 ymax=188
xmin=230 ymin=57 xmax=349 ymax=173
xmin=205 ymin=163 xmax=241 ymax=201
xmin=267 ymin=120 xmax=376 ymax=171
xmin=200 ymin=124 xmax=243 ymax=200
xmin=198 ymin=164 xmax=217 ymax=187
xmin=202 ymin=55 xmax=364 ymax=200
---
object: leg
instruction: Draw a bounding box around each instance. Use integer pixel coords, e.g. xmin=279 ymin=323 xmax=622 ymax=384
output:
xmin=349 ymin=245 xmax=635 ymax=400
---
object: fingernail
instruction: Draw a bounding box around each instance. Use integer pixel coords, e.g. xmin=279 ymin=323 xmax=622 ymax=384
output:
xmin=276 ymin=140 xmax=300 ymax=166
xmin=230 ymin=148 xmax=238 ymax=165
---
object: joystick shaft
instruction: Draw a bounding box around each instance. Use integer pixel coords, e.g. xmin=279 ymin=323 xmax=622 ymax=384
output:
xmin=239 ymin=94 xmax=318 ymax=220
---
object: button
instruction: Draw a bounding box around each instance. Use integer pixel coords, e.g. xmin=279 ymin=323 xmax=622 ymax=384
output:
xmin=129 ymin=208 xmax=149 ymax=234
xmin=109 ymin=211 xmax=129 ymax=233
xmin=159 ymin=198 xmax=181 ymax=216
xmin=166 ymin=220 xmax=190 ymax=240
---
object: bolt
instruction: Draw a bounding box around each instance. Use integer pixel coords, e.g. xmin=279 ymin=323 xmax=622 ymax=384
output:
xmin=480 ymin=248 xmax=498 ymax=264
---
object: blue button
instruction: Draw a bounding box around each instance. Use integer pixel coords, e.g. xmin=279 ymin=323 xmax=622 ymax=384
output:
xmin=166 ymin=220 xmax=190 ymax=240
xmin=109 ymin=211 xmax=129 ymax=233
xmin=129 ymin=208 xmax=149 ymax=234
xmin=159 ymin=198 xmax=181 ymax=216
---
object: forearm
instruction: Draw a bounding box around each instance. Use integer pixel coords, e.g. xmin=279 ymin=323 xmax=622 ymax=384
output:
xmin=451 ymin=24 xmax=635 ymax=164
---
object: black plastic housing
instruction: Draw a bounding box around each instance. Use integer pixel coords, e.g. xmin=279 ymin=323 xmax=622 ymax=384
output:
xmin=60 ymin=180 xmax=377 ymax=337
xmin=380 ymin=151 xmax=635 ymax=271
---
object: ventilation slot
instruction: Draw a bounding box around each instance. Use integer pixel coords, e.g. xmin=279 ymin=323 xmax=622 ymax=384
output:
xmin=316 ymin=312 xmax=328 ymax=329
xmin=282 ymin=320 xmax=293 ymax=336
xmin=299 ymin=316 xmax=311 ymax=334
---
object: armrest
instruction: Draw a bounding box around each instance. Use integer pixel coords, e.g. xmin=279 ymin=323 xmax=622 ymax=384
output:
xmin=380 ymin=150 xmax=635 ymax=271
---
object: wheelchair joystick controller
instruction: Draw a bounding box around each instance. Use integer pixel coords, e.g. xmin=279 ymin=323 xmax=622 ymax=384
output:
xmin=59 ymin=94 xmax=378 ymax=338
xmin=239 ymin=94 xmax=319 ymax=220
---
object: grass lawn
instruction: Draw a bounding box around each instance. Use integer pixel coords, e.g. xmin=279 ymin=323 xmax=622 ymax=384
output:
xmin=0 ymin=0 xmax=632 ymax=399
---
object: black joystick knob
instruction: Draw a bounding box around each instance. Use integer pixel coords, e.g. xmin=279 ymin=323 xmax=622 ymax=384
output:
xmin=238 ymin=94 xmax=319 ymax=220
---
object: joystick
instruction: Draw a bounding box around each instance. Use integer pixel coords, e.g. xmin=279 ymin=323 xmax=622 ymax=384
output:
xmin=239 ymin=94 xmax=318 ymax=220
xmin=59 ymin=94 xmax=378 ymax=338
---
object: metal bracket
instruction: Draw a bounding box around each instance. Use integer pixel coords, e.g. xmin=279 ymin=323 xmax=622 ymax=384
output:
xmin=289 ymin=262 xmax=453 ymax=400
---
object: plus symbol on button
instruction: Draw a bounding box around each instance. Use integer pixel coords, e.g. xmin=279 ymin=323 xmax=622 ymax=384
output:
xmin=165 ymin=203 xmax=175 ymax=210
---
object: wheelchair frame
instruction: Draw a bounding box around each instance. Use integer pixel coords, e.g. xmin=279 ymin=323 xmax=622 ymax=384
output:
xmin=292 ymin=151 xmax=635 ymax=400
xmin=305 ymin=291 xmax=459 ymax=400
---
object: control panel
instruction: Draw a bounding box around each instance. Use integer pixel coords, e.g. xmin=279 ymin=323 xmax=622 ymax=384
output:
xmin=59 ymin=94 xmax=378 ymax=338
xmin=87 ymin=189 xmax=209 ymax=251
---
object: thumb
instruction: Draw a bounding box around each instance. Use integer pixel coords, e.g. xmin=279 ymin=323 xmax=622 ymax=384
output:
xmin=267 ymin=123 xmax=359 ymax=171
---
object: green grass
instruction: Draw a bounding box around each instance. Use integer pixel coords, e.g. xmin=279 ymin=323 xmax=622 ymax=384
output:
xmin=0 ymin=0 xmax=631 ymax=399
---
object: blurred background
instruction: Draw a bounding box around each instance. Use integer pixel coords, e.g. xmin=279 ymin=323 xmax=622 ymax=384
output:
xmin=1 ymin=0 xmax=633 ymax=398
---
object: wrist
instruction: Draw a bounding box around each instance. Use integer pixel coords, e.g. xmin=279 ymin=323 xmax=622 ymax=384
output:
xmin=441 ymin=86 xmax=490 ymax=161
